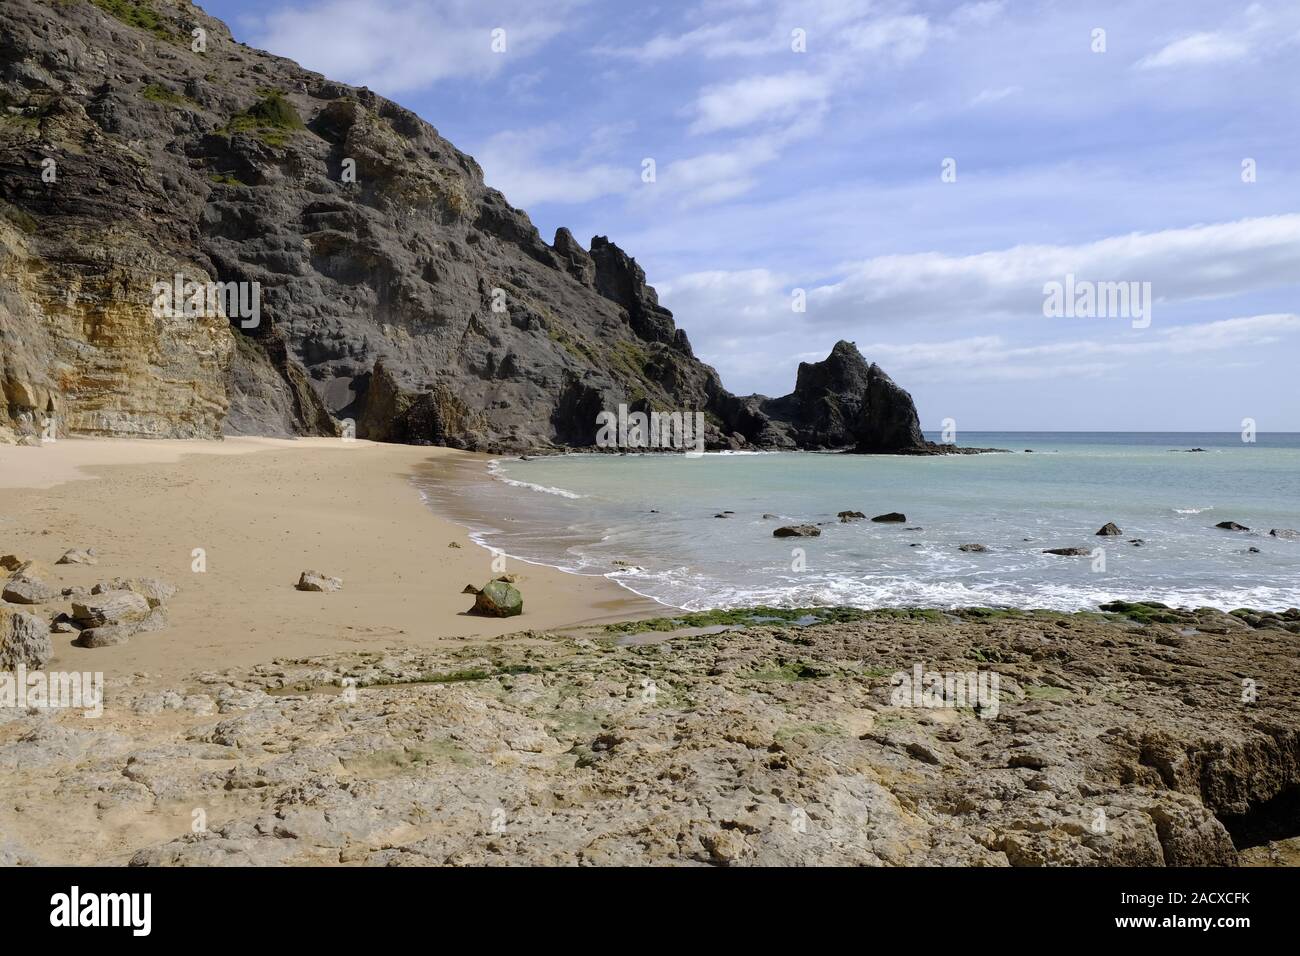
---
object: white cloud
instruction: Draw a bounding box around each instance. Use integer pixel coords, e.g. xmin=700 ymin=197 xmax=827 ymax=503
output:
xmin=1136 ymin=31 xmax=1250 ymax=70
xmin=689 ymin=72 xmax=830 ymax=134
xmin=800 ymin=214 xmax=1300 ymax=327
xmin=971 ymin=85 xmax=1022 ymax=105
xmin=248 ymin=0 xmax=583 ymax=94
xmin=857 ymin=314 xmax=1300 ymax=383
xmin=655 ymin=217 xmax=1300 ymax=391
xmin=840 ymin=14 xmax=930 ymax=63
xmin=475 ymin=128 xmax=632 ymax=207
xmin=947 ymin=1 xmax=1006 ymax=28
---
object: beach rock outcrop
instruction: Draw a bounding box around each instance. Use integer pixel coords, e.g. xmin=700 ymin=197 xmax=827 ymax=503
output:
xmin=296 ymin=571 xmax=343 ymax=593
xmin=470 ymin=580 xmax=522 ymax=617
xmin=0 ymin=605 xmax=51 ymax=668
xmin=0 ymin=0 xmax=956 ymax=457
xmin=13 ymin=607 xmax=1298 ymax=867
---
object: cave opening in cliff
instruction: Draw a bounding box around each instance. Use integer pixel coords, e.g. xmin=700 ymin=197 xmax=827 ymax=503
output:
xmin=1215 ymin=785 xmax=1300 ymax=850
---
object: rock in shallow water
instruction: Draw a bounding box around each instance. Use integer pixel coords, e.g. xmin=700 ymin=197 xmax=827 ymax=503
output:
xmin=773 ymin=525 xmax=821 ymax=538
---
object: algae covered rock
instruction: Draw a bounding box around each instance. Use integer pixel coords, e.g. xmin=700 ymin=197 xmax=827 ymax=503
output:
xmin=471 ymin=580 xmax=522 ymax=617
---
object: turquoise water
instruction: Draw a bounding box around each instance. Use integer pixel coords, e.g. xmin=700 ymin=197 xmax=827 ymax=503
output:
xmin=415 ymin=433 xmax=1300 ymax=612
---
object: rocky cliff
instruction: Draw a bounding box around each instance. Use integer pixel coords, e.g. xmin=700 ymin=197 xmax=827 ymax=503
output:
xmin=0 ymin=0 xmax=938 ymax=453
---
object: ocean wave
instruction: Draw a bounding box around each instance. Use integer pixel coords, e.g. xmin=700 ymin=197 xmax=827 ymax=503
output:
xmin=1172 ymin=506 xmax=1213 ymax=514
xmin=486 ymin=459 xmax=585 ymax=499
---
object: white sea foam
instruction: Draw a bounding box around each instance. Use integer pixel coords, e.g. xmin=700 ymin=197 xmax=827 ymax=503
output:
xmin=487 ymin=459 xmax=585 ymax=499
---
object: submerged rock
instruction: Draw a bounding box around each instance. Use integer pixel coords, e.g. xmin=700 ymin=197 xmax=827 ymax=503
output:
xmin=871 ymin=512 xmax=907 ymax=523
xmin=838 ymin=511 xmax=866 ymax=522
xmin=1096 ymin=522 xmax=1123 ymax=536
xmin=1044 ymin=547 xmax=1093 ymax=556
xmin=959 ymin=544 xmax=989 ymax=553
xmin=1216 ymin=521 xmax=1250 ymax=531
xmin=773 ymin=525 xmax=821 ymax=538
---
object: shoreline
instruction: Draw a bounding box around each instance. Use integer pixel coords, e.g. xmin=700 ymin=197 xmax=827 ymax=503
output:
xmin=0 ymin=437 xmax=660 ymax=687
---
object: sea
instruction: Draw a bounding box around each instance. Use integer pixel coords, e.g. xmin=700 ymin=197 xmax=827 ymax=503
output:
xmin=413 ymin=432 xmax=1300 ymax=613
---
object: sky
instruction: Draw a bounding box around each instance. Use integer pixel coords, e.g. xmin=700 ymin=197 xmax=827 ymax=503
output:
xmin=198 ymin=0 xmax=1300 ymax=431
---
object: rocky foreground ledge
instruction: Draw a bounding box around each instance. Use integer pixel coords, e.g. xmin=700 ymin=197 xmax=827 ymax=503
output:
xmin=1 ymin=606 xmax=1297 ymax=866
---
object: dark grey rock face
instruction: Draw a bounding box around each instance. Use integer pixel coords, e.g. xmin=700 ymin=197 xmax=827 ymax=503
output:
xmin=0 ymin=0 xmax=938 ymax=454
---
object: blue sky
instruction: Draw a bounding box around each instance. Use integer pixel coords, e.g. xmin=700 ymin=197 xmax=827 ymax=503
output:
xmin=200 ymin=0 xmax=1300 ymax=430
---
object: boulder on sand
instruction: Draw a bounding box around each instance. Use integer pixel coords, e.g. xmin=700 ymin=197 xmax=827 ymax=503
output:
xmin=773 ymin=525 xmax=821 ymax=538
xmin=1096 ymin=522 xmax=1122 ymax=536
xmin=2 ymin=579 xmax=56 ymax=605
xmin=71 ymin=591 xmax=151 ymax=628
xmin=56 ymin=548 xmax=98 ymax=566
xmin=73 ymin=625 xmax=132 ymax=648
xmin=470 ymin=580 xmax=522 ymax=617
xmin=871 ymin=512 xmax=907 ymax=523
xmin=0 ymin=605 xmax=52 ymax=669
xmin=2 ymin=560 xmax=57 ymax=604
xmin=296 ymin=570 xmax=343 ymax=592
xmin=92 ymin=577 xmax=177 ymax=608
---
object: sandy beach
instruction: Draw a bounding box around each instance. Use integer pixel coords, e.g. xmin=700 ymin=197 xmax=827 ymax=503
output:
xmin=0 ymin=437 xmax=657 ymax=686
